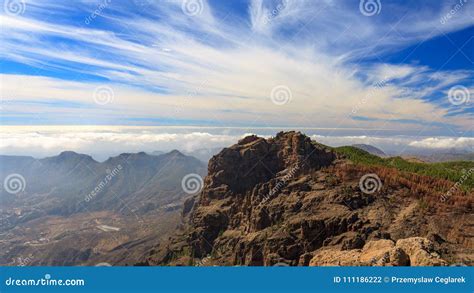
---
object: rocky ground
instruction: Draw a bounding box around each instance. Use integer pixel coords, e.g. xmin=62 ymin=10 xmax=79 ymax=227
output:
xmin=0 ymin=209 xmax=181 ymax=266
xmin=141 ymin=131 xmax=473 ymax=266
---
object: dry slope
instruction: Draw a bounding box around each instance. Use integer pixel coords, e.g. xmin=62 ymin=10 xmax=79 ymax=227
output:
xmin=142 ymin=132 xmax=473 ymax=266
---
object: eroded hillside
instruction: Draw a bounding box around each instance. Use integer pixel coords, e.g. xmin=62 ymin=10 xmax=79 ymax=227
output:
xmin=142 ymin=131 xmax=473 ymax=266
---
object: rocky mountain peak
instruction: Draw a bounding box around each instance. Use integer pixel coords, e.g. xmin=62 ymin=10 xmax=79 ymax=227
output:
xmin=205 ymin=131 xmax=335 ymax=194
xmin=166 ymin=149 xmax=186 ymax=158
xmin=47 ymin=151 xmax=96 ymax=164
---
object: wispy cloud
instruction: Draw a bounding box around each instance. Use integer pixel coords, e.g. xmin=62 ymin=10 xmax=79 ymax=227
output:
xmin=0 ymin=0 xmax=473 ymax=135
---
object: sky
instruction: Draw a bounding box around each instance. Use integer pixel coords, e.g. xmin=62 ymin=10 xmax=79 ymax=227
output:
xmin=0 ymin=0 xmax=473 ymax=158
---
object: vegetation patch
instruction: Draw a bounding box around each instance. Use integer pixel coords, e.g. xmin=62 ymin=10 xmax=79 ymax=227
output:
xmin=334 ymin=146 xmax=474 ymax=190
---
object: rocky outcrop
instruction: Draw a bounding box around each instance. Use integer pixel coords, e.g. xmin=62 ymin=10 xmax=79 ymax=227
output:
xmin=309 ymin=237 xmax=446 ymax=266
xmin=143 ymin=132 xmax=472 ymax=266
xmin=395 ymin=237 xmax=447 ymax=266
xmin=203 ymin=131 xmax=335 ymax=196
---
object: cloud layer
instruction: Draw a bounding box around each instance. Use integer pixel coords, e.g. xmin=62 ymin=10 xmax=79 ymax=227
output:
xmin=0 ymin=126 xmax=472 ymax=161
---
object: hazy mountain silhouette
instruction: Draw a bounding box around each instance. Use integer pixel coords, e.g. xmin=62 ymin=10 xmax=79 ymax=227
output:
xmin=352 ymin=144 xmax=386 ymax=157
xmin=0 ymin=150 xmax=206 ymax=265
xmin=1 ymin=150 xmax=205 ymax=214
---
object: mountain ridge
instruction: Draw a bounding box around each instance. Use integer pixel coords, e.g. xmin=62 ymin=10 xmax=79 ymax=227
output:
xmin=142 ymin=131 xmax=473 ymax=266
xmin=352 ymin=144 xmax=386 ymax=157
xmin=0 ymin=150 xmax=207 ymax=266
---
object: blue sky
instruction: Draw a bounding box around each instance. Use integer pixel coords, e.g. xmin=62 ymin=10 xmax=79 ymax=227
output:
xmin=0 ymin=0 xmax=473 ymax=141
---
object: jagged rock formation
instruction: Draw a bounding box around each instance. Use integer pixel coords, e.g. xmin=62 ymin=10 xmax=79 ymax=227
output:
xmin=142 ymin=132 xmax=473 ymax=266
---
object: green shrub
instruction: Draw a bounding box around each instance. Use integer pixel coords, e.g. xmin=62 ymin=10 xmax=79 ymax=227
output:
xmin=334 ymin=146 xmax=474 ymax=189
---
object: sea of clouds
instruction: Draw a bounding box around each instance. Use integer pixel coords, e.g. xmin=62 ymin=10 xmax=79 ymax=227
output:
xmin=1 ymin=126 xmax=472 ymax=161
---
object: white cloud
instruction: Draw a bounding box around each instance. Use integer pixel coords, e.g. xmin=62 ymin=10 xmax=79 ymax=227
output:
xmin=312 ymin=134 xmax=474 ymax=153
xmin=0 ymin=1 xmax=472 ymax=134
xmin=0 ymin=126 xmax=472 ymax=161
xmin=408 ymin=137 xmax=474 ymax=150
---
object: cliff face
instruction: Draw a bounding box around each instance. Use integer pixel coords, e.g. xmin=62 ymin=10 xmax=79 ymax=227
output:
xmin=186 ymin=131 xmax=336 ymax=261
xmin=203 ymin=132 xmax=335 ymax=195
xmin=143 ymin=132 xmax=473 ymax=266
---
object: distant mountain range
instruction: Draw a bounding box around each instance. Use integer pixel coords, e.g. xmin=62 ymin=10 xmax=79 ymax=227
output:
xmin=149 ymin=148 xmax=223 ymax=163
xmin=407 ymin=152 xmax=474 ymax=163
xmin=2 ymin=136 xmax=473 ymax=266
xmin=352 ymin=144 xmax=387 ymax=157
xmin=1 ymin=150 xmax=206 ymax=214
xmin=0 ymin=150 xmax=206 ymax=265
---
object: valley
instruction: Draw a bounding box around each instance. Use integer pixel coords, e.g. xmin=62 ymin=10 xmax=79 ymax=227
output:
xmin=0 ymin=150 xmax=206 ymax=266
